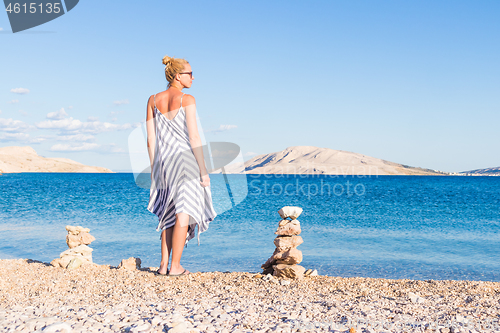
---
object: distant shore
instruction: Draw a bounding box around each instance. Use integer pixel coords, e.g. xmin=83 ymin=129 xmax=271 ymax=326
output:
xmin=0 ymin=146 xmax=112 ymax=174
xmin=1 ymin=259 xmax=499 ymax=333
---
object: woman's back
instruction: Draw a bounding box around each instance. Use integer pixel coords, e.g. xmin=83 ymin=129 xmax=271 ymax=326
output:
xmin=153 ymin=90 xmax=192 ymax=121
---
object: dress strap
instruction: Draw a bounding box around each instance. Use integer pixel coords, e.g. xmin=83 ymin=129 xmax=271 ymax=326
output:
xmin=180 ymin=93 xmax=185 ymax=108
xmin=153 ymin=94 xmax=157 ymax=109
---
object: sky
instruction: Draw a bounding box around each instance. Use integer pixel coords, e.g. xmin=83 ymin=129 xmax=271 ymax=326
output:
xmin=1 ymin=0 xmax=499 ymax=173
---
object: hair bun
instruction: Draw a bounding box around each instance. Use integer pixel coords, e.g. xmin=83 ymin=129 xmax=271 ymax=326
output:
xmin=162 ymin=55 xmax=173 ymax=66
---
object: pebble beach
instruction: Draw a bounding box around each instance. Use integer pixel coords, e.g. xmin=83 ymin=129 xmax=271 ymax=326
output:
xmin=1 ymin=259 xmax=499 ymax=333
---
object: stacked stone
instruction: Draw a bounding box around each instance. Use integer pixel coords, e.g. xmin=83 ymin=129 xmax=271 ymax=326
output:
xmin=261 ymin=206 xmax=306 ymax=279
xmin=51 ymin=225 xmax=96 ymax=269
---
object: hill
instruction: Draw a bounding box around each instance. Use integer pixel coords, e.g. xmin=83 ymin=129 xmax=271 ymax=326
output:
xmin=461 ymin=167 xmax=500 ymax=176
xmin=214 ymin=146 xmax=445 ymax=176
xmin=0 ymin=146 xmax=113 ymax=173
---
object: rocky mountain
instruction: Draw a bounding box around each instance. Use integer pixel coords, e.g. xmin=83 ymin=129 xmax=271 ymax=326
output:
xmin=461 ymin=167 xmax=500 ymax=175
xmin=214 ymin=146 xmax=445 ymax=176
xmin=0 ymin=146 xmax=112 ymax=173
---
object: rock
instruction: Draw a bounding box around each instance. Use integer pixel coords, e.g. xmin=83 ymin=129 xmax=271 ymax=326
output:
xmin=261 ymin=248 xmax=280 ymax=269
xmin=66 ymin=257 xmax=83 ymax=270
xmin=66 ymin=232 xmax=96 ymax=249
xmin=275 ymin=220 xmax=301 ymax=236
xmin=60 ymin=245 xmax=93 ymax=258
xmin=280 ymin=279 xmax=291 ymax=286
xmin=65 ymin=225 xmax=90 ymax=235
xmin=66 ymin=234 xmax=81 ymax=249
xmin=263 ymin=247 xmax=303 ymax=270
xmin=304 ymin=269 xmax=313 ymax=276
xmin=262 ymin=266 xmax=274 ymax=275
xmin=309 ymin=269 xmax=318 ymax=276
xmin=82 ymin=254 xmax=93 ymax=262
xmin=210 ymin=310 xmax=222 ymax=317
xmin=59 ymin=255 xmax=78 ymax=268
xmin=262 ymin=274 xmax=274 ymax=281
xmin=272 ymin=264 xmax=306 ymax=279
xmin=253 ymin=274 xmax=263 ymax=279
xmin=168 ymin=321 xmax=188 ymax=333
xmin=273 ymin=235 xmax=303 ymax=250
xmin=278 ymin=206 xmax=303 ymax=220
xmin=273 ymin=248 xmax=303 ymax=265
xmin=80 ymin=232 xmax=95 ymax=245
xmin=70 ymin=244 xmax=93 ymax=256
xmin=50 ymin=258 xmax=63 ymax=268
xmin=219 ymin=313 xmax=231 ymax=321
xmin=57 ymin=250 xmax=91 ymax=268
xmin=408 ymin=292 xmax=424 ymax=303
xmin=135 ymin=323 xmax=151 ymax=332
xmin=42 ymin=322 xmax=72 ymax=333
xmin=118 ymin=257 xmax=142 ymax=270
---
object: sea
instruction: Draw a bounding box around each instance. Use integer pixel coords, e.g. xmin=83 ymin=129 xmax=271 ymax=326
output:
xmin=0 ymin=173 xmax=499 ymax=282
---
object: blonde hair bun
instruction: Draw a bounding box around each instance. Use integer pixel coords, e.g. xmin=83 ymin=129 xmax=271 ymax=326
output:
xmin=162 ymin=55 xmax=173 ymax=67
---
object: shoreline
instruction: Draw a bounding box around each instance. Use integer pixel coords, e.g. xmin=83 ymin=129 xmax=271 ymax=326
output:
xmin=1 ymin=259 xmax=499 ymax=333
xmin=3 ymin=172 xmax=499 ymax=176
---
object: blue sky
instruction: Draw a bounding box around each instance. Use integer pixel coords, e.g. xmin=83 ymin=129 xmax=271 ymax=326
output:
xmin=1 ymin=0 xmax=499 ymax=172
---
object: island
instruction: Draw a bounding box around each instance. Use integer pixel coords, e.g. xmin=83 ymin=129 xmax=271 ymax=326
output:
xmin=214 ymin=146 xmax=447 ymax=176
xmin=0 ymin=146 xmax=112 ymax=173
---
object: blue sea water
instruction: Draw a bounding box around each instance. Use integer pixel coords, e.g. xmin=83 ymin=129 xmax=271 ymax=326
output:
xmin=0 ymin=173 xmax=499 ymax=282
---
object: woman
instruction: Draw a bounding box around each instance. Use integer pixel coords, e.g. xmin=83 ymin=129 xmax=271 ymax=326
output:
xmin=146 ymin=55 xmax=217 ymax=277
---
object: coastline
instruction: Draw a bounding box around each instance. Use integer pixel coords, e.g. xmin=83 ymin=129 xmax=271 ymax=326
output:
xmin=0 ymin=146 xmax=113 ymax=174
xmin=1 ymin=259 xmax=499 ymax=333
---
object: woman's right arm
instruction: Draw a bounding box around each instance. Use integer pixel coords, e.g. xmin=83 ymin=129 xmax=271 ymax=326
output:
xmin=146 ymin=95 xmax=155 ymax=173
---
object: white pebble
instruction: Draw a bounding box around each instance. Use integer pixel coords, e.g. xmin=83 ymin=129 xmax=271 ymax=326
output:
xmin=42 ymin=322 xmax=72 ymax=333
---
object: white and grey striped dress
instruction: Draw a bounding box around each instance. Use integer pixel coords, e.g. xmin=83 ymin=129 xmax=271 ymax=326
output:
xmin=147 ymin=93 xmax=217 ymax=246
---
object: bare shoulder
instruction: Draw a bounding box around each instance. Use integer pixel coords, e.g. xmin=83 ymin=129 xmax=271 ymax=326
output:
xmin=146 ymin=95 xmax=155 ymax=110
xmin=147 ymin=94 xmax=157 ymax=106
xmin=182 ymin=94 xmax=196 ymax=107
xmin=146 ymin=95 xmax=155 ymax=120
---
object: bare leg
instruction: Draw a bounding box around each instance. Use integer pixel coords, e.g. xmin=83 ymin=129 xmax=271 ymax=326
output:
xmin=158 ymin=227 xmax=173 ymax=274
xmin=168 ymin=212 xmax=191 ymax=275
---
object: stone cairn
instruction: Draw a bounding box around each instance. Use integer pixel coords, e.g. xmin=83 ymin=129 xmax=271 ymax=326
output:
xmin=261 ymin=206 xmax=310 ymax=279
xmin=51 ymin=225 xmax=96 ymax=270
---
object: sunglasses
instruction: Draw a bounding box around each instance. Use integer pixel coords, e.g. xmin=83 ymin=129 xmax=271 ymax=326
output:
xmin=179 ymin=72 xmax=193 ymax=79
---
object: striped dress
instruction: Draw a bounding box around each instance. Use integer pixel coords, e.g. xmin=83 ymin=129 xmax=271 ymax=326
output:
xmin=147 ymin=93 xmax=217 ymax=246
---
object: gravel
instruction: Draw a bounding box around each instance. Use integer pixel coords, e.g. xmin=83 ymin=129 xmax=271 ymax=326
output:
xmin=1 ymin=259 xmax=499 ymax=333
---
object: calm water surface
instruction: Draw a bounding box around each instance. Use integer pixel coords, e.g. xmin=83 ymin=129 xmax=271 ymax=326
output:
xmin=0 ymin=173 xmax=498 ymax=281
